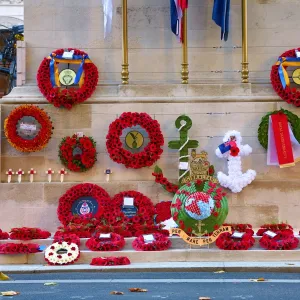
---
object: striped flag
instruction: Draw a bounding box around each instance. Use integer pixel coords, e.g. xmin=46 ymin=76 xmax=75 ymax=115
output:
xmin=102 ymin=0 xmax=113 ymax=39
xmin=212 ymin=0 xmax=231 ymax=41
xmin=170 ymin=0 xmax=188 ymax=42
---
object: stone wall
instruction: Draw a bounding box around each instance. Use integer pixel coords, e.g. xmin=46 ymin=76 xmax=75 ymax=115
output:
xmin=24 ymin=0 xmax=300 ymax=84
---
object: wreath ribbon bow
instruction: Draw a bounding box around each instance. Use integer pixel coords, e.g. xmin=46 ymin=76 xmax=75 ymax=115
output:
xmin=276 ymin=56 xmax=300 ymax=89
xmin=49 ymin=53 xmax=92 ymax=88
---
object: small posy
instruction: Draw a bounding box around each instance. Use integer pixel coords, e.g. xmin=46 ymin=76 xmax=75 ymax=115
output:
xmin=110 ymin=291 xmax=124 ymax=295
xmin=1 ymin=291 xmax=20 ymax=296
xmin=129 ymin=288 xmax=148 ymax=292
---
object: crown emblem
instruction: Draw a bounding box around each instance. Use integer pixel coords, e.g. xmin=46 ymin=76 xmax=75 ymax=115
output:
xmin=190 ymin=150 xmax=210 ymax=176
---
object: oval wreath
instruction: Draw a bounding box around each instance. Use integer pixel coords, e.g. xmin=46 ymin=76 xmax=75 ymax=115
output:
xmin=171 ymin=180 xmax=228 ymax=235
xmin=37 ymin=48 xmax=98 ymax=109
xmin=132 ymin=233 xmax=171 ymax=251
xmin=216 ymin=229 xmax=255 ymax=250
xmin=57 ymin=183 xmax=110 ymax=226
xmin=45 ymin=241 xmax=80 ymax=265
xmin=258 ymin=109 xmax=300 ymax=150
xmin=106 ymin=112 xmax=164 ymax=169
xmin=107 ymin=190 xmax=156 ymax=227
xmin=59 ymin=134 xmax=97 ymax=172
xmin=259 ymin=230 xmax=299 ymax=250
xmin=4 ymin=105 xmax=53 ymax=152
xmin=86 ymin=233 xmax=125 ymax=251
xmin=271 ymin=47 xmax=300 ymax=107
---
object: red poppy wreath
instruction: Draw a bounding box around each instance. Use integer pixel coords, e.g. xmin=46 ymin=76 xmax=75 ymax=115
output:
xmin=132 ymin=233 xmax=171 ymax=251
xmin=86 ymin=233 xmax=125 ymax=251
xmin=59 ymin=134 xmax=97 ymax=172
xmin=259 ymin=230 xmax=299 ymax=250
xmin=106 ymin=112 xmax=164 ymax=169
xmin=37 ymin=48 xmax=98 ymax=109
xmin=4 ymin=105 xmax=53 ymax=152
xmin=57 ymin=183 xmax=110 ymax=226
xmin=271 ymin=47 xmax=300 ymax=106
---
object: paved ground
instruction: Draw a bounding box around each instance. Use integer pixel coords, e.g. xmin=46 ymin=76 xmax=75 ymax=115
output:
xmin=0 ymin=272 xmax=300 ymax=299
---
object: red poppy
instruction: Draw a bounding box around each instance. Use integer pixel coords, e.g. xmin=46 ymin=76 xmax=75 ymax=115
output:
xmin=230 ymin=146 xmax=240 ymax=157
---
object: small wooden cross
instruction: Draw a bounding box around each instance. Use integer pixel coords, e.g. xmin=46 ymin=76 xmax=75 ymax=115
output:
xmin=6 ymin=169 xmax=14 ymax=183
xmin=17 ymin=169 xmax=24 ymax=183
xmin=58 ymin=168 xmax=67 ymax=183
xmin=28 ymin=168 xmax=37 ymax=183
xmin=104 ymin=168 xmax=112 ymax=182
xmin=46 ymin=168 xmax=54 ymax=183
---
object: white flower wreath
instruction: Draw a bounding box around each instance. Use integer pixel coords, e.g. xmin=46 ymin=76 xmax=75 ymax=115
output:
xmin=44 ymin=241 xmax=80 ymax=265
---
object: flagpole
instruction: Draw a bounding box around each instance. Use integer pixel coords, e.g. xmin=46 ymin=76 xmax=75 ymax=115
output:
xmin=181 ymin=8 xmax=189 ymax=84
xmin=121 ymin=0 xmax=129 ymax=84
xmin=241 ymin=0 xmax=249 ymax=83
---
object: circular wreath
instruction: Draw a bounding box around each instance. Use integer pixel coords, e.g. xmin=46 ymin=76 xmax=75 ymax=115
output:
xmin=9 ymin=227 xmax=51 ymax=240
xmin=86 ymin=233 xmax=125 ymax=251
xmin=216 ymin=229 xmax=255 ymax=250
xmin=132 ymin=233 xmax=171 ymax=251
xmin=53 ymin=232 xmax=81 ymax=246
xmin=259 ymin=230 xmax=298 ymax=250
xmin=4 ymin=105 xmax=53 ymax=152
xmin=37 ymin=48 xmax=98 ymax=109
xmin=171 ymin=180 xmax=228 ymax=235
xmin=45 ymin=241 xmax=80 ymax=265
xmin=256 ymin=223 xmax=293 ymax=236
xmin=258 ymin=109 xmax=300 ymax=149
xmin=59 ymin=134 xmax=97 ymax=172
xmin=106 ymin=112 xmax=164 ymax=169
xmin=271 ymin=48 xmax=300 ymax=107
xmin=91 ymin=256 xmax=130 ymax=266
xmin=108 ymin=191 xmax=156 ymax=227
xmin=57 ymin=183 xmax=110 ymax=226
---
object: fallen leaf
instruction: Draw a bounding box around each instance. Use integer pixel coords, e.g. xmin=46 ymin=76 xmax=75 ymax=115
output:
xmin=1 ymin=291 xmax=20 ymax=296
xmin=129 ymin=288 xmax=148 ymax=292
xmin=0 ymin=273 xmax=10 ymax=281
xmin=199 ymin=297 xmax=211 ymax=300
xmin=110 ymin=291 xmax=124 ymax=295
xmin=214 ymin=270 xmax=225 ymax=274
xmin=250 ymin=277 xmax=266 ymax=282
xmin=44 ymin=282 xmax=57 ymax=286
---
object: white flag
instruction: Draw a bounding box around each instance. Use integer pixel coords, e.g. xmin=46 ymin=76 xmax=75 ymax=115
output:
xmin=102 ymin=0 xmax=113 ymax=39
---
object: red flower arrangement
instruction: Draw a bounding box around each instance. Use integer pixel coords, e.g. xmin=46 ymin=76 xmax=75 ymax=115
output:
xmin=259 ymin=230 xmax=298 ymax=250
xmin=9 ymin=227 xmax=51 ymax=240
xmin=216 ymin=229 xmax=255 ymax=250
xmin=132 ymin=233 xmax=171 ymax=251
xmin=106 ymin=112 xmax=164 ymax=169
xmin=270 ymin=48 xmax=300 ymax=107
xmin=223 ymin=223 xmax=253 ymax=232
xmin=0 ymin=229 xmax=9 ymax=240
xmin=56 ymin=225 xmax=94 ymax=238
xmin=154 ymin=201 xmax=172 ymax=223
xmin=91 ymin=256 xmax=130 ymax=266
xmin=37 ymin=48 xmax=98 ymax=109
xmin=152 ymin=169 xmax=179 ymax=194
xmin=59 ymin=134 xmax=97 ymax=172
xmin=4 ymin=105 xmax=53 ymax=152
xmin=53 ymin=232 xmax=80 ymax=246
xmin=0 ymin=243 xmax=41 ymax=254
xmin=57 ymin=183 xmax=110 ymax=226
xmin=230 ymin=146 xmax=240 ymax=157
xmin=86 ymin=233 xmax=125 ymax=251
xmin=256 ymin=223 xmax=293 ymax=236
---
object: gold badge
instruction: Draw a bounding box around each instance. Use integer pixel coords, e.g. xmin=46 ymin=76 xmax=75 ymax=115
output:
xmin=125 ymin=131 xmax=144 ymax=149
xmin=292 ymin=69 xmax=300 ymax=85
xmin=59 ymin=69 xmax=76 ymax=86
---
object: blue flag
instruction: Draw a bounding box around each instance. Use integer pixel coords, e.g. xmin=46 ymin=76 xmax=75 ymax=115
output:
xmin=212 ymin=0 xmax=230 ymax=41
xmin=170 ymin=0 xmax=179 ymax=38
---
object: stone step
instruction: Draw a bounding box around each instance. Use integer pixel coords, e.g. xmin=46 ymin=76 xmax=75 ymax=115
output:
xmin=1 ymin=248 xmax=300 ymax=265
xmin=1 ymin=235 xmax=300 ymax=251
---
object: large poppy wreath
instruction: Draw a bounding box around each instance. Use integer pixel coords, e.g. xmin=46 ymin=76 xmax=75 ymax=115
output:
xmin=57 ymin=183 xmax=111 ymax=226
xmin=37 ymin=48 xmax=98 ymax=109
xmin=106 ymin=112 xmax=164 ymax=169
xmin=271 ymin=47 xmax=300 ymax=107
xmin=59 ymin=134 xmax=97 ymax=172
xmin=4 ymin=104 xmax=53 ymax=152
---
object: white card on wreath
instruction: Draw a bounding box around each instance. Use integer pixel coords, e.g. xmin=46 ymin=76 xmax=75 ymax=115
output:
xmin=62 ymin=50 xmax=74 ymax=59
xmin=231 ymin=232 xmax=245 ymax=239
xmin=76 ymin=132 xmax=84 ymax=137
xmin=143 ymin=234 xmax=155 ymax=243
xmin=179 ymin=162 xmax=189 ymax=170
xmin=264 ymin=230 xmax=277 ymax=238
xmin=100 ymin=233 xmax=111 ymax=239
xmin=296 ymin=49 xmax=300 ymax=58
xmin=123 ymin=197 xmax=134 ymax=206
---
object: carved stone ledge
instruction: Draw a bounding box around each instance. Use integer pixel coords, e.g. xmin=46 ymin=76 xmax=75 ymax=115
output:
xmin=0 ymin=0 xmax=23 ymax=5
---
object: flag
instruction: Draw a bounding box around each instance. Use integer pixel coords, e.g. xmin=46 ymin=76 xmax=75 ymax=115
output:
xmin=170 ymin=0 xmax=188 ymax=42
xmin=102 ymin=0 xmax=113 ymax=39
xmin=212 ymin=0 xmax=230 ymax=41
